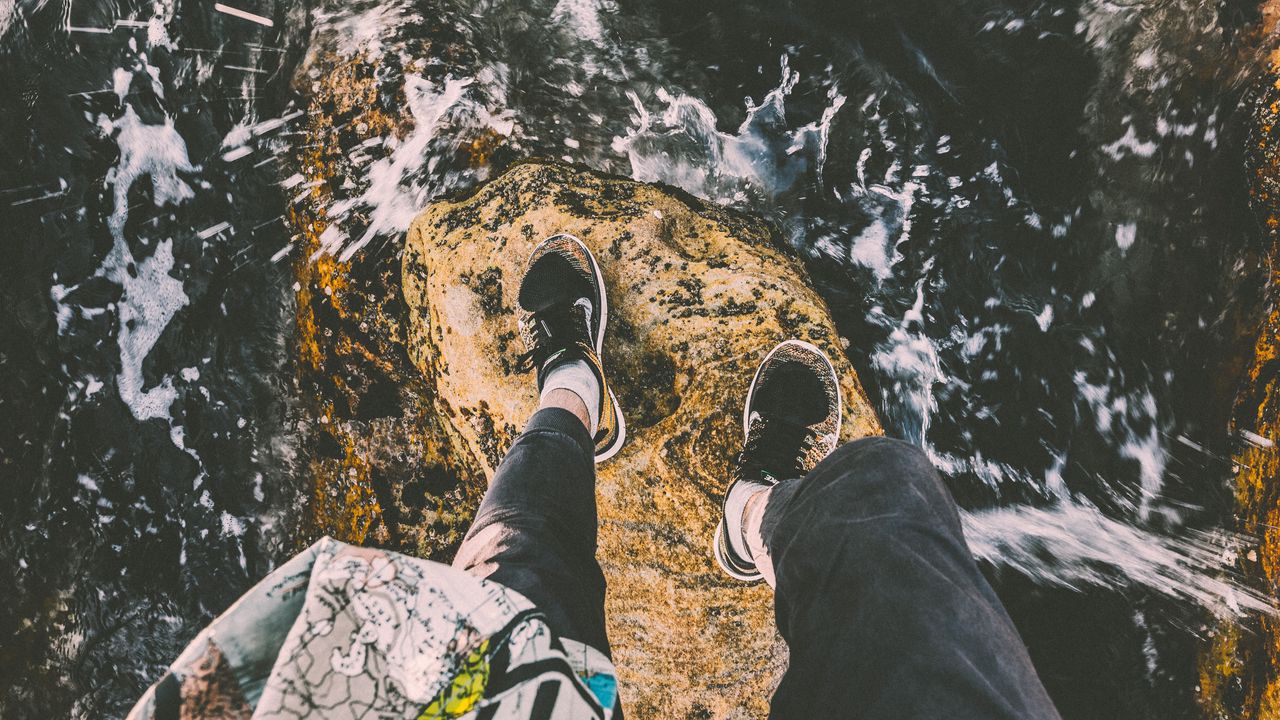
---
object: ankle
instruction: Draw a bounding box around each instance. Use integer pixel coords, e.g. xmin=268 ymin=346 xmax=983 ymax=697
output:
xmin=539 ymin=387 xmax=592 ymax=432
xmin=539 ymin=359 xmax=601 ymax=434
xmin=741 ymin=489 xmax=775 ymax=585
xmin=724 ymin=480 xmax=769 ymax=555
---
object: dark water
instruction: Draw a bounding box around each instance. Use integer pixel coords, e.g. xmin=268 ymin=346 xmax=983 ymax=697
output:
xmin=1 ymin=0 xmax=1275 ymax=716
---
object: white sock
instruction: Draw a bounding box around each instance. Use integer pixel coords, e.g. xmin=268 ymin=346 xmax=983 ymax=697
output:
xmin=723 ymin=479 xmax=771 ymax=563
xmin=541 ymin=359 xmax=601 ymax=435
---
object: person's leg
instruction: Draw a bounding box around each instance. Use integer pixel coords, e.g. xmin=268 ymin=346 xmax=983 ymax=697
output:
xmin=453 ymin=391 xmax=611 ymax=653
xmin=741 ymin=437 xmax=1061 ymax=720
xmin=452 ymin=233 xmax=626 ymax=656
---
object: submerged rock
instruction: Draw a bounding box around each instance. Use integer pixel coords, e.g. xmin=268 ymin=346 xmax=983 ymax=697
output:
xmin=402 ymin=160 xmax=881 ymax=717
xmin=1199 ymin=16 xmax=1280 ymax=713
xmin=283 ymin=35 xmax=494 ymax=561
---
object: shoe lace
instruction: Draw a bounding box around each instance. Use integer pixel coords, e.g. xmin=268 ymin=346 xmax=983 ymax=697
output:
xmin=516 ymin=298 xmax=591 ymax=373
xmin=736 ymin=414 xmax=816 ymax=484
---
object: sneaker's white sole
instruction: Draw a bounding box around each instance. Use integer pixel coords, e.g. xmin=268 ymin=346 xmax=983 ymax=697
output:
xmin=713 ymin=520 xmax=765 ymax=582
xmin=596 ymin=388 xmax=627 ymax=464
xmin=714 ymin=338 xmax=844 ymax=582
xmin=534 ymin=233 xmax=627 ymax=464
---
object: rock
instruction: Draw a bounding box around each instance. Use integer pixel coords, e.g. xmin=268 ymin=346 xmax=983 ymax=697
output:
xmin=1199 ymin=19 xmax=1280 ymax=711
xmin=402 ymin=160 xmax=881 ymax=717
xmin=283 ymin=45 xmax=493 ymax=562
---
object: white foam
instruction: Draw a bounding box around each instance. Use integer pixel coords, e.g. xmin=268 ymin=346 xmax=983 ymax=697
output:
xmin=113 ymin=68 xmax=133 ymax=101
xmin=552 ymin=0 xmax=615 ymax=45
xmin=870 ymin=282 xmax=945 ymax=446
xmin=104 ymin=238 xmax=188 ymax=421
xmin=1073 ymin=371 xmax=1169 ymax=521
xmin=86 ymin=94 xmax=199 ymax=423
xmin=1126 ymin=392 xmax=1169 ymax=522
xmin=932 ymin=449 xmax=1027 ymax=493
xmin=307 ymin=74 xmax=512 ymax=263
xmin=965 ymin=501 xmax=1273 ymax=618
xmin=105 ymin=106 xmax=195 ymax=242
xmin=848 ymin=219 xmax=896 ymax=280
xmin=1102 ymin=122 xmax=1159 ymax=160
xmin=340 ymin=75 xmax=474 ymax=260
xmin=0 ymin=0 xmax=15 ymax=39
xmin=50 ymin=282 xmax=76 ymax=334
xmin=615 ymin=55 xmax=845 ymax=208
xmin=59 ymin=39 xmax=201 ymax=445
xmin=1115 ymin=222 xmax=1137 ymax=252
xmin=1034 ymin=303 xmax=1054 ymax=331
xmin=311 ymin=0 xmax=420 ymax=61
xmin=792 ymin=86 xmax=847 ymax=183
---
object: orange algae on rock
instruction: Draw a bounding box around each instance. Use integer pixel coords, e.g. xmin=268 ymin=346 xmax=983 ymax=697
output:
xmin=1197 ymin=12 xmax=1280 ymax=715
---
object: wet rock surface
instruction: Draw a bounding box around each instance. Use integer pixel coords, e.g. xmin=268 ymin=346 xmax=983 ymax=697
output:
xmin=1199 ymin=6 xmax=1280 ymax=712
xmin=401 ymin=160 xmax=881 ymax=717
xmin=284 ymin=45 xmax=491 ymax=561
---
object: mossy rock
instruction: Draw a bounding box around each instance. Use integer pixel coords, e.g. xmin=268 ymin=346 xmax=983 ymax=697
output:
xmin=402 ymin=160 xmax=881 ymax=718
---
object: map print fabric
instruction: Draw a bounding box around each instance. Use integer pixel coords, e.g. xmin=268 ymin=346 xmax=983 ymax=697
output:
xmin=127 ymin=537 xmax=618 ymax=720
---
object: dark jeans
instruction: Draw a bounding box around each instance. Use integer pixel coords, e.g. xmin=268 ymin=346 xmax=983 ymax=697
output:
xmin=454 ymin=408 xmax=1061 ymax=720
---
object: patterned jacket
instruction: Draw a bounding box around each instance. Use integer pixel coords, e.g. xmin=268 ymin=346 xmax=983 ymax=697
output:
xmin=128 ymin=538 xmax=618 ymax=719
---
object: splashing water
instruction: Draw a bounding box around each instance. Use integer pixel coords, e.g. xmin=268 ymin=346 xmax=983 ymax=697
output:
xmin=5 ymin=0 xmax=1278 ymax=714
xmin=965 ymin=502 xmax=1270 ymax=618
xmin=614 ymin=55 xmax=845 ymax=212
xmin=318 ymin=74 xmax=487 ymax=262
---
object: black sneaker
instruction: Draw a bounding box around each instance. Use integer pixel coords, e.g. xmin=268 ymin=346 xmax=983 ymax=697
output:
xmin=516 ymin=233 xmax=626 ymax=462
xmin=714 ymin=339 xmax=842 ymax=581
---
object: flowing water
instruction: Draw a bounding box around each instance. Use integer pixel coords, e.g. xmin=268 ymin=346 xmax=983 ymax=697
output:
xmin=2 ymin=0 xmax=1278 ymax=716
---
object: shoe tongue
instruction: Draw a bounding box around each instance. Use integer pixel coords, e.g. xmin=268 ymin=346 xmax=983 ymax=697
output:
xmin=519 ymin=254 xmax=594 ymax=313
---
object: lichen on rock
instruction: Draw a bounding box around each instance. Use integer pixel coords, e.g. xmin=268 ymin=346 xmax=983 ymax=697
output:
xmin=402 ymin=160 xmax=881 ymax=717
